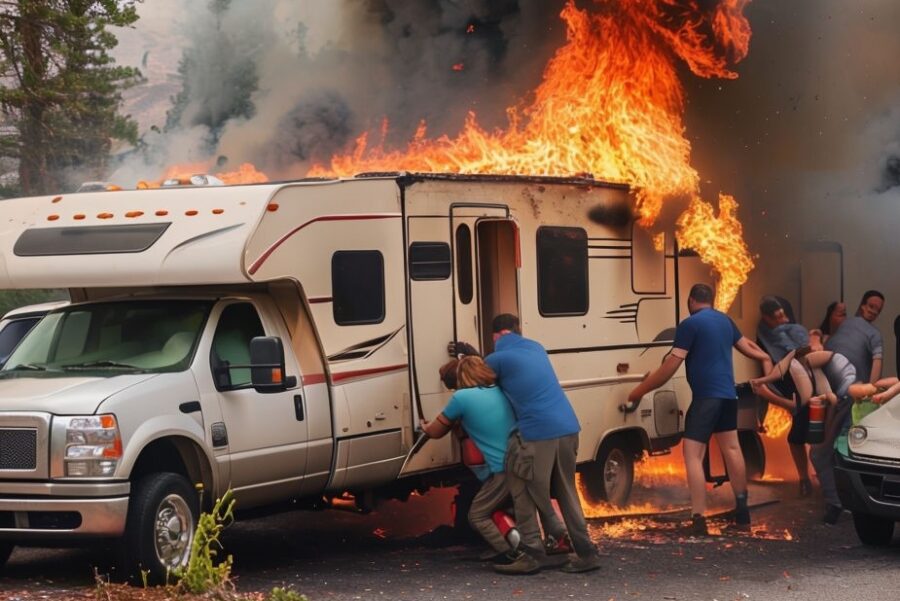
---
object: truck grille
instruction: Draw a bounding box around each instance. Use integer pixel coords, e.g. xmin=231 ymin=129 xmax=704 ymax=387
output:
xmin=0 ymin=428 xmax=37 ymax=470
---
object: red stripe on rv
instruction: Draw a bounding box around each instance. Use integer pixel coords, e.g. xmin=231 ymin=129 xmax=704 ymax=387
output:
xmin=331 ymin=363 xmax=408 ymax=383
xmin=307 ymin=297 xmax=333 ymax=304
xmin=248 ymin=213 xmax=402 ymax=275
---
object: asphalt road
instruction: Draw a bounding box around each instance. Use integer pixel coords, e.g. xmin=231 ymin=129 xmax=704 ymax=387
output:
xmin=2 ymin=478 xmax=900 ymax=601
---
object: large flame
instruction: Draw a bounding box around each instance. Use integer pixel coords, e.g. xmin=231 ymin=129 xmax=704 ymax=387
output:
xmin=309 ymin=0 xmax=754 ymax=309
xmin=141 ymin=162 xmax=269 ymax=188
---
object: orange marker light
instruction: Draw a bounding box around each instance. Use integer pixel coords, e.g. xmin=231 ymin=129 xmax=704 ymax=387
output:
xmin=47 ymin=214 xmax=59 ymax=221
xmin=185 ymin=210 xmax=198 ymax=216
xmin=97 ymin=212 xmax=113 ymax=219
xmin=212 ymin=208 xmax=224 ymax=215
xmin=155 ymin=210 xmax=168 ymax=216
xmin=271 ymin=368 xmax=283 ymax=384
xmin=125 ymin=211 xmax=144 ymax=218
xmin=74 ymin=214 xmax=86 ymax=220
xmin=267 ymin=203 xmax=279 ymax=212
xmin=52 ymin=196 xmax=62 ymax=203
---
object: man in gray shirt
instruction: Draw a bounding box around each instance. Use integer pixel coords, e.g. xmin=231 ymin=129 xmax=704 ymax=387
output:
xmin=824 ymin=290 xmax=884 ymax=384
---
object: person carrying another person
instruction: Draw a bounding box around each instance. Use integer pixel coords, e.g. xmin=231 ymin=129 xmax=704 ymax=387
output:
xmin=825 ymin=290 xmax=885 ymax=384
xmin=453 ymin=314 xmax=602 ymax=574
xmin=754 ymin=296 xmax=813 ymax=497
xmin=627 ymin=283 xmax=770 ymax=535
xmin=421 ymin=356 xmax=519 ymax=561
xmin=751 ymin=343 xmax=860 ymax=524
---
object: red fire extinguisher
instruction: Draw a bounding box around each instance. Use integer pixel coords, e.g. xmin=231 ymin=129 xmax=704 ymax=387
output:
xmin=807 ymin=398 xmax=826 ymax=444
xmin=491 ymin=510 xmax=521 ymax=550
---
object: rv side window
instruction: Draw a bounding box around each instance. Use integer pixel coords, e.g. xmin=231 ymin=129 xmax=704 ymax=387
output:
xmin=332 ymin=250 xmax=385 ymax=325
xmin=409 ymin=242 xmax=451 ymax=280
xmin=455 ymin=225 xmax=473 ymax=304
xmin=212 ymin=303 xmax=265 ymax=388
xmin=536 ymin=226 xmax=588 ymax=316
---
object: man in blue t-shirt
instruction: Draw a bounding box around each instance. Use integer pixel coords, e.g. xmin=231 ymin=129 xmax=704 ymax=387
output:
xmin=484 ymin=314 xmax=601 ymax=575
xmin=626 ymin=283 xmax=769 ymax=535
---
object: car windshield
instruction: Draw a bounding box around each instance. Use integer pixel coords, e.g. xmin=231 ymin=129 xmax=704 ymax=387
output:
xmin=0 ymin=300 xmax=211 ymax=378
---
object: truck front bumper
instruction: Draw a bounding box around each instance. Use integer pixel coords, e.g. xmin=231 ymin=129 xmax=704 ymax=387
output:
xmin=0 ymin=481 xmax=130 ymax=540
xmin=835 ymin=450 xmax=900 ymax=520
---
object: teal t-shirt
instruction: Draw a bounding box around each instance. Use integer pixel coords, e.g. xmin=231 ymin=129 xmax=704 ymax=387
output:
xmin=442 ymin=386 xmax=516 ymax=474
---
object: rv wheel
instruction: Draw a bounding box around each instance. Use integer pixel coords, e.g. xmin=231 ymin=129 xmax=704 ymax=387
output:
xmin=0 ymin=542 xmax=13 ymax=570
xmin=579 ymin=444 xmax=634 ymax=507
xmin=852 ymin=512 xmax=895 ymax=546
xmin=738 ymin=430 xmax=766 ymax=480
xmin=123 ymin=472 xmax=199 ymax=584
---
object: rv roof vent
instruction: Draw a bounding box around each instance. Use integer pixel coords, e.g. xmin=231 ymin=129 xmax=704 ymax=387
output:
xmin=161 ymin=174 xmax=225 ymax=187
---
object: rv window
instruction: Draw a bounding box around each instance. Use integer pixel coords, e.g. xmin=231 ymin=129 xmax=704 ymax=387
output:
xmin=332 ymin=251 xmax=385 ymax=325
xmin=409 ymin=242 xmax=451 ymax=280
xmin=455 ymin=225 xmax=473 ymax=304
xmin=14 ymin=223 xmax=170 ymax=256
xmin=536 ymin=226 xmax=588 ymax=316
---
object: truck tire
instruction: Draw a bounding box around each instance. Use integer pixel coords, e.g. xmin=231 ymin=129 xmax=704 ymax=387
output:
xmin=738 ymin=430 xmax=766 ymax=480
xmin=579 ymin=444 xmax=634 ymax=507
xmin=852 ymin=512 xmax=895 ymax=546
xmin=124 ymin=472 xmax=199 ymax=584
xmin=0 ymin=542 xmax=13 ymax=570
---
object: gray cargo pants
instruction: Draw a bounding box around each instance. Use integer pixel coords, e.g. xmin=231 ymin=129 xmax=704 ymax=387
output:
xmin=468 ymin=473 xmax=513 ymax=553
xmin=506 ymin=432 xmax=596 ymax=558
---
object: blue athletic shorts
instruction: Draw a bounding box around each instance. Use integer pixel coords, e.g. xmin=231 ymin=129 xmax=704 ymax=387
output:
xmin=684 ymin=397 xmax=737 ymax=443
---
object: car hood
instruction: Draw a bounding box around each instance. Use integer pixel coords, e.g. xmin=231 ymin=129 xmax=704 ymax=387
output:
xmin=0 ymin=373 xmax=159 ymax=415
xmin=855 ymin=397 xmax=900 ymax=461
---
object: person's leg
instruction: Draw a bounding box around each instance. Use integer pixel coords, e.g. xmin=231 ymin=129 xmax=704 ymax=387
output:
xmin=468 ymin=474 xmax=514 ymax=553
xmin=525 ymin=439 xmax=568 ymax=543
xmin=789 ymin=442 xmax=810 ymax=480
xmin=715 ymin=429 xmax=747 ymax=496
xmin=683 ymin=439 xmax=709 ymax=515
xmin=755 ymin=350 xmax=797 ymax=385
xmin=550 ymin=434 xmax=596 ymax=558
xmin=504 ymin=435 xmax=544 ymax=554
xmin=809 ymin=397 xmax=851 ymax=521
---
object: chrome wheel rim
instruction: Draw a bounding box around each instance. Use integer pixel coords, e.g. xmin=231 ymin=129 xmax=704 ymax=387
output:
xmin=154 ymin=494 xmax=193 ymax=569
xmin=604 ymin=449 xmax=626 ymax=500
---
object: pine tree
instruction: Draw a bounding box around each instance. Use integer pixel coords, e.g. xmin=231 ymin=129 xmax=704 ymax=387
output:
xmin=0 ymin=0 xmax=141 ymax=196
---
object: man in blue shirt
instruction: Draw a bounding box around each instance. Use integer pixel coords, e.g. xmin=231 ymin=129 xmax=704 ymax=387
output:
xmin=626 ymin=284 xmax=769 ymax=535
xmin=484 ymin=314 xmax=601 ymax=575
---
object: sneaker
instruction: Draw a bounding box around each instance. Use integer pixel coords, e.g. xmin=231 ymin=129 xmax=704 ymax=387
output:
xmin=493 ymin=551 xmax=541 ymax=575
xmin=544 ymin=533 xmax=573 ymax=555
xmin=823 ymin=504 xmax=843 ymax=525
xmin=560 ymin=554 xmax=602 ymax=573
xmin=690 ymin=513 xmax=708 ymax=536
xmin=798 ymin=478 xmax=812 ymax=498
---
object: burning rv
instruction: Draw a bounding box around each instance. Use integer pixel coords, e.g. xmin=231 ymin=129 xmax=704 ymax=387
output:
xmin=0 ymin=173 xmax=764 ymax=581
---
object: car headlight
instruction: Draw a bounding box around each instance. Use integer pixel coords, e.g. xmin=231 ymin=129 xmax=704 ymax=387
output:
xmin=59 ymin=414 xmax=122 ymax=477
xmin=848 ymin=426 xmax=867 ymax=448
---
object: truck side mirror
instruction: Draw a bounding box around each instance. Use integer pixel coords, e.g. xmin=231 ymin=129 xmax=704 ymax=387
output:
xmin=249 ymin=336 xmax=297 ymax=393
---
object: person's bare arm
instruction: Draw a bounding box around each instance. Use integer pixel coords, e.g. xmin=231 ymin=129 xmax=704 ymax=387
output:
xmin=421 ymin=414 xmax=453 ymax=439
xmin=870 ymin=357 xmax=883 ymax=383
xmin=874 ymin=380 xmax=900 ymax=404
xmin=753 ymin=381 xmax=798 ymax=413
xmin=735 ymin=337 xmax=771 ymax=362
xmin=626 ymin=352 xmax=684 ymax=407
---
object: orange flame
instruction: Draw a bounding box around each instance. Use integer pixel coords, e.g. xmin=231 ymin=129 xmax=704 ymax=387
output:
xmin=140 ymin=162 xmax=269 ymax=189
xmin=308 ymin=0 xmax=754 ymax=309
xmin=762 ymin=405 xmax=793 ymax=439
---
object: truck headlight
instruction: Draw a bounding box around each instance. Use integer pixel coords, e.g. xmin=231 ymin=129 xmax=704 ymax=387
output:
xmin=61 ymin=415 xmax=122 ymax=477
xmin=848 ymin=426 xmax=867 ymax=447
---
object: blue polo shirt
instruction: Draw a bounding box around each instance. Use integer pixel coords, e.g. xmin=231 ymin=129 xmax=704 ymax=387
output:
xmin=442 ymin=386 xmax=516 ymax=474
xmin=673 ymin=308 xmax=742 ymax=400
xmin=485 ymin=333 xmax=580 ymax=441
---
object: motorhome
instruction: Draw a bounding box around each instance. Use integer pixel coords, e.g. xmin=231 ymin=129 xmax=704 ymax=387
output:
xmin=0 ymin=173 xmax=762 ymax=580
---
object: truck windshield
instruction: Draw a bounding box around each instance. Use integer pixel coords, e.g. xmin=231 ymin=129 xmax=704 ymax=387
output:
xmin=0 ymin=300 xmax=211 ymax=378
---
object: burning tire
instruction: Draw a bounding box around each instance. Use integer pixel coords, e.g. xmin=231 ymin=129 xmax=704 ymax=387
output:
xmin=738 ymin=430 xmax=766 ymax=480
xmin=579 ymin=443 xmax=634 ymax=507
xmin=852 ymin=512 xmax=895 ymax=546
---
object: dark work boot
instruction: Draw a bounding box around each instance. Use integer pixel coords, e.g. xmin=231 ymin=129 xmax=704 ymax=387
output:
xmin=733 ymin=493 xmax=751 ymax=530
xmin=690 ymin=513 xmax=708 ymax=536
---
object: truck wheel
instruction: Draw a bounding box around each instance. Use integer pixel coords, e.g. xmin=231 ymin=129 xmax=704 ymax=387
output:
xmin=0 ymin=542 xmax=13 ymax=570
xmin=579 ymin=445 xmax=634 ymax=507
xmin=124 ymin=472 xmax=199 ymax=584
xmin=738 ymin=430 xmax=766 ymax=480
xmin=852 ymin=512 xmax=895 ymax=546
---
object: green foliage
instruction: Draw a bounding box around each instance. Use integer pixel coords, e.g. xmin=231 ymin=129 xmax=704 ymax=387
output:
xmin=267 ymin=587 xmax=308 ymax=601
xmin=0 ymin=289 xmax=68 ymax=317
xmin=174 ymin=488 xmax=236 ymax=595
xmin=0 ymin=1 xmax=142 ymax=195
